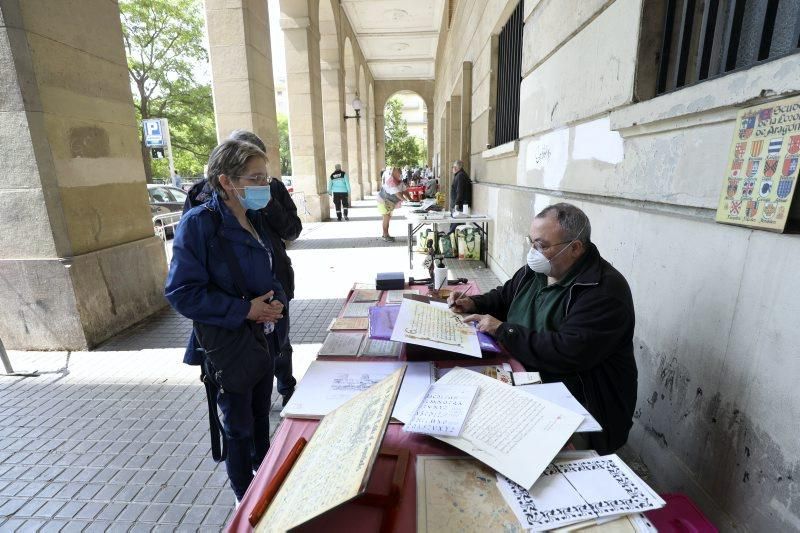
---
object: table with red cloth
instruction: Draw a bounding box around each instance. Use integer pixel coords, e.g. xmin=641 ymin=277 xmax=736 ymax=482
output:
xmin=226 ymin=281 xmax=524 ymax=532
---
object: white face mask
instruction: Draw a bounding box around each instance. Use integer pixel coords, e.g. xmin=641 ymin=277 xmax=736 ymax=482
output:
xmin=526 ymin=242 xmax=573 ymax=275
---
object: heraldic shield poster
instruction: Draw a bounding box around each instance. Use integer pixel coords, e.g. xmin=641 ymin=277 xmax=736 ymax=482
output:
xmin=716 ymin=95 xmax=800 ymax=232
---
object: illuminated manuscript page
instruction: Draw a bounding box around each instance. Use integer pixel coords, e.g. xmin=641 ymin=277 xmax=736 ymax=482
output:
xmin=390 ymin=298 xmax=482 ymax=358
xmin=256 ymin=367 xmax=406 ymax=532
xmin=435 ymin=368 xmax=582 ymax=490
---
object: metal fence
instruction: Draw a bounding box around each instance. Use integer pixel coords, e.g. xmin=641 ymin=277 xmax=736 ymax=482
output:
xmin=656 ymin=0 xmax=800 ymax=95
xmin=493 ymin=1 xmax=524 ymax=147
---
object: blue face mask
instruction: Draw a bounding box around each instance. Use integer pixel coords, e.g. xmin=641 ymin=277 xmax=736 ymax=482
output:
xmin=234 ymin=185 xmax=271 ymax=211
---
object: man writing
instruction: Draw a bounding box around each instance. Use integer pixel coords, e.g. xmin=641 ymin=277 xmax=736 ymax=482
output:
xmin=448 ymin=203 xmax=637 ymax=453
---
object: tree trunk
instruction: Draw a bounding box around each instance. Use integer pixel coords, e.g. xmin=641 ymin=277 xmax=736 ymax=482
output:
xmin=138 ymin=84 xmax=153 ymax=183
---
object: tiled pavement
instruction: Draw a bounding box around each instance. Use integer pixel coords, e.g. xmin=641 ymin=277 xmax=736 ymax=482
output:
xmin=0 ymin=198 xmax=501 ymax=532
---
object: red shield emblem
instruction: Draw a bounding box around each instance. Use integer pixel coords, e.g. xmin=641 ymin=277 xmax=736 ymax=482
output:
xmin=742 ymin=178 xmax=755 ymax=197
xmin=726 ymin=178 xmax=740 ymax=199
xmin=750 ymin=140 xmax=764 ymax=156
xmin=764 ymin=157 xmax=779 ymax=178
xmin=734 ymin=142 xmax=747 ymax=159
xmin=739 ymin=114 xmax=756 ymax=140
xmin=788 ymin=135 xmax=800 ymax=155
xmin=731 ymin=159 xmax=743 ymax=178
xmin=729 ymin=201 xmax=742 ymax=216
xmin=745 ymin=200 xmax=759 ymax=218
xmin=782 ymin=155 xmax=799 ymax=178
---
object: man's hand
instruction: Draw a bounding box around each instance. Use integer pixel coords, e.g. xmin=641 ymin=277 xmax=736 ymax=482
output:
xmin=462 ymin=313 xmax=502 ymax=336
xmin=447 ymin=291 xmax=476 ymax=314
xmin=247 ymin=290 xmax=284 ymax=324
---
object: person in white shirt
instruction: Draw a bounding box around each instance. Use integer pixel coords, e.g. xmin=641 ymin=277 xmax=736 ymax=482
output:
xmin=376 ymin=167 xmax=411 ymax=241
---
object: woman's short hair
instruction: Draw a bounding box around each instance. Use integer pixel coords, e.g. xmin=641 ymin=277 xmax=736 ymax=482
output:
xmin=206 ymin=139 xmax=267 ymax=200
xmin=535 ymin=203 xmax=592 ymax=245
xmin=228 ymin=129 xmax=267 ymax=152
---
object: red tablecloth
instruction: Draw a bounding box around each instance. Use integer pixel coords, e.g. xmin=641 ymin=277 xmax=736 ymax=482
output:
xmin=226 ymin=281 xmax=524 ymax=531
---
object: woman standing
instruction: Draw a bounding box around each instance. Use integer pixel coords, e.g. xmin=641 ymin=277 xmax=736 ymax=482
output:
xmin=328 ymin=163 xmax=351 ymax=221
xmin=165 ymin=139 xmax=286 ymax=504
xmin=376 ymin=166 xmax=412 ymax=241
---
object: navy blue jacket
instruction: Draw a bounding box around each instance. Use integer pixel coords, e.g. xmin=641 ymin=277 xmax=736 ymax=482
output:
xmin=165 ymin=192 xmax=286 ymax=365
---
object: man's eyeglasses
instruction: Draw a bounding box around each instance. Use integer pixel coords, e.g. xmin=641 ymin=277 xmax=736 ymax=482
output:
xmin=526 ymin=235 xmax=573 ymax=253
xmin=237 ymin=174 xmax=272 ymax=185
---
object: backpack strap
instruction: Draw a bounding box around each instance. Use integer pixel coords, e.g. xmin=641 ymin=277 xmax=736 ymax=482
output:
xmin=200 ymin=357 xmax=226 ymax=462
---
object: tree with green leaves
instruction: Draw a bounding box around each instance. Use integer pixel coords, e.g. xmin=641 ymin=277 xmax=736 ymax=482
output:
xmin=120 ymin=0 xmax=215 ymax=182
xmin=384 ymin=97 xmax=422 ymax=168
xmin=277 ymin=114 xmax=292 ymax=176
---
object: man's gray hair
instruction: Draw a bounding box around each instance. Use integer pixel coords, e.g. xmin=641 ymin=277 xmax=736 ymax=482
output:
xmin=452 ymin=160 xmax=463 ymax=170
xmin=228 ymin=129 xmax=267 ymax=152
xmin=535 ymin=203 xmax=591 ymax=245
xmin=206 ymin=139 xmax=267 ymax=200
xmin=335 ymin=164 xmax=342 ymax=171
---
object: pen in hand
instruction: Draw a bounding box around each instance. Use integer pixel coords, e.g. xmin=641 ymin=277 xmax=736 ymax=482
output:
xmin=448 ymin=291 xmax=463 ymax=309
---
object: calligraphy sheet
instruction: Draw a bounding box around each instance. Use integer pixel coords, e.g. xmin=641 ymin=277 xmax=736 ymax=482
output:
xmin=385 ymin=289 xmax=420 ymax=304
xmin=430 ymin=368 xmax=583 ymax=490
xmin=517 ymin=383 xmax=602 ymax=433
xmin=496 ymin=455 xmax=665 ymax=531
xmin=342 ymin=302 xmax=374 ymax=318
xmin=352 ymin=289 xmax=382 ymax=302
xmin=416 ymin=456 xmax=526 ymax=533
xmin=256 ymin=368 xmax=405 ymax=532
xmin=404 ymin=383 xmax=478 ymax=437
xmin=329 ymin=317 xmax=369 ymax=330
xmin=281 ymin=361 xmax=433 ymax=421
xmin=391 ymin=298 xmax=482 ymax=358
xmin=358 ymin=338 xmax=403 ymax=357
xmin=318 ymin=332 xmax=364 ymax=356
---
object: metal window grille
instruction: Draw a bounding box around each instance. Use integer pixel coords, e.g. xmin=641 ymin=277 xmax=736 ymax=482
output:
xmin=494 ymin=1 xmax=524 ymax=147
xmin=656 ymin=0 xmax=800 ymax=95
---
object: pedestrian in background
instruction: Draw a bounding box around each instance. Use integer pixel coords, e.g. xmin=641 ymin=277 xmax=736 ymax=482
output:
xmin=377 ymin=167 xmax=412 ymax=241
xmin=328 ymin=163 xmax=351 ymax=221
xmin=171 ymin=169 xmax=182 ymax=189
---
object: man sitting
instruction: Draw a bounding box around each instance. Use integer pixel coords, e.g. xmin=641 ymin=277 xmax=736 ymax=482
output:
xmin=448 ymin=203 xmax=637 ymax=453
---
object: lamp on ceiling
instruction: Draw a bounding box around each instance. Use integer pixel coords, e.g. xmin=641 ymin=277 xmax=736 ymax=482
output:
xmin=344 ymin=97 xmax=362 ymax=122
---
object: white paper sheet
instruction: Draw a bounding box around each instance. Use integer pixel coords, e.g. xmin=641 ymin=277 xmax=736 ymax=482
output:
xmin=404 ymin=384 xmax=478 ymax=437
xmin=385 ymin=289 xmax=420 ymax=304
xmin=517 ymin=383 xmax=602 ymax=433
xmin=399 ymin=368 xmax=583 ymax=491
xmin=318 ymin=332 xmax=364 ymax=356
xmin=391 ymin=299 xmax=482 ymax=358
xmin=512 ymin=371 xmax=542 ymax=385
xmin=357 ymin=338 xmax=403 ymax=357
xmin=341 ymin=302 xmax=374 ymax=317
xmin=281 ymin=361 xmax=434 ymax=421
xmin=496 ymin=454 xmax=665 ymax=531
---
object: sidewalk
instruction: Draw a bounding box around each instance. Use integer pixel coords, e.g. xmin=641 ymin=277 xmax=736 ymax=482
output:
xmin=0 ymin=197 xmax=501 ymax=532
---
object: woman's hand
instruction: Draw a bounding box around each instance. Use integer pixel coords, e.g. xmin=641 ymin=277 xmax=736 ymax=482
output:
xmin=447 ymin=291 xmax=476 ymax=314
xmin=247 ymin=291 xmax=284 ymax=323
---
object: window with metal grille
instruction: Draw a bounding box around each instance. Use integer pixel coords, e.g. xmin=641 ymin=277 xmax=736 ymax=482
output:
xmin=493 ymin=1 xmax=524 ymax=147
xmin=653 ymin=0 xmax=800 ymax=96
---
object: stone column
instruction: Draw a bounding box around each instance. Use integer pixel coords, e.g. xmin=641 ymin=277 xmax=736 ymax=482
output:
xmin=205 ymin=0 xmax=280 ymax=176
xmin=0 ymin=0 xmax=166 ymax=349
xmin=280 ymin=6 xmax=329 ymax=221
xmin=460 ymin=62 xmax=473 ymax=173
xmin=375 ymin=113 xmax=385 ymax=190
xmin=320 ymin=62 xmax=348 ymax=173
xmin=346 ymin=118 xmax=364 ymax=200
xmin=427 ymin=110 xmax=434 ymax=168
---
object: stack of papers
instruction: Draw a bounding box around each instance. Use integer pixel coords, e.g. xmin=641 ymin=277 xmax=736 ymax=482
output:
xmin=496 ymin=454 xmax=665 ymax=530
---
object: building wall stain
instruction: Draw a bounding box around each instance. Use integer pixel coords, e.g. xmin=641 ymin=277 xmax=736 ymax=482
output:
xmin=635 ymin=337 xmax=800 ymax=530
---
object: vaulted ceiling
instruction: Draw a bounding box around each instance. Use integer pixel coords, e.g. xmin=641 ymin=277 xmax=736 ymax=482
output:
xmin=341 ymin=0 xmax=446 ymax=80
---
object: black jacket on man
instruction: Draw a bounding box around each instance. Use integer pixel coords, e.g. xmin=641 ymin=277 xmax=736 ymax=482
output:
xmin=183 ymin=178 xmax=302 ymax=300
xmin=450 ymin=169 xmax=472 ymax=211
xmin=470 ymin=243 xmax=637 ymax=453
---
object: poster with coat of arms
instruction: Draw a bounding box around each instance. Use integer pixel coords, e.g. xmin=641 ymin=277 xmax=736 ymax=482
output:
xmin=716 ymin=95 xmax=800 ymax=231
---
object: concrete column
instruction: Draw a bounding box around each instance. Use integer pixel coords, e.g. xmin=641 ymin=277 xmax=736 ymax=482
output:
xmin=280 ymin=10 xmax=329 ymax=221
xmin=375 ymin=113 xmax=385 ymax=190
xmin=0 ymin=0 xmax=166 ymax=349
xmin=320 ymin=63 xmax=348 ymax=173
xmin=460 ymin=62 xmax=473 ymax=173
xmin=346 ymin=118 xmax=364 ymax=200
xmin=205 ymin=0 xmax=280 ymax=176
xmin=361 ymin=105 xmax=371 ymax=195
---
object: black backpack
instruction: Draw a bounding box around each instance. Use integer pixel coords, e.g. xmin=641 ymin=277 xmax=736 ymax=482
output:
xmin=183 ymin=179 xmax=213 ymax=214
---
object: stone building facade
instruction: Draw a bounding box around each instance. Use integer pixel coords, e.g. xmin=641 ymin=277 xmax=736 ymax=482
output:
xmin=434 ymin=0 xmax=800 ymax=530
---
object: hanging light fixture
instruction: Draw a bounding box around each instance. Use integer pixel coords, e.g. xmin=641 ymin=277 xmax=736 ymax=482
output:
xmin=344 ymin=96 xmax=362 ymax=122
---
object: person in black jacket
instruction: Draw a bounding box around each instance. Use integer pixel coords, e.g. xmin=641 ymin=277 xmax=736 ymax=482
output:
xmin=449 ymin=160 xmax=472 ymax=233
xmin=448 ymin=203 xmax=637 ymax=454
xmin=183 ymin=130 xmax=303 ymax=405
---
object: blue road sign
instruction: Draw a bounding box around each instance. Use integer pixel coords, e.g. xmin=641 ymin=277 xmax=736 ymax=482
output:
xmin=144 ymin=119 xmax=165 ymax=148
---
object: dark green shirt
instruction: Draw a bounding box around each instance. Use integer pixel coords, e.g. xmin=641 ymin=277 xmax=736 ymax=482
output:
xmin=506 ymin=254 xmax=590 ymax=333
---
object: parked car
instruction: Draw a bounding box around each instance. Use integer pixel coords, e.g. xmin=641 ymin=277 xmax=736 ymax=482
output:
xmin=147 ymin=184 xmax=187 ymax=237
